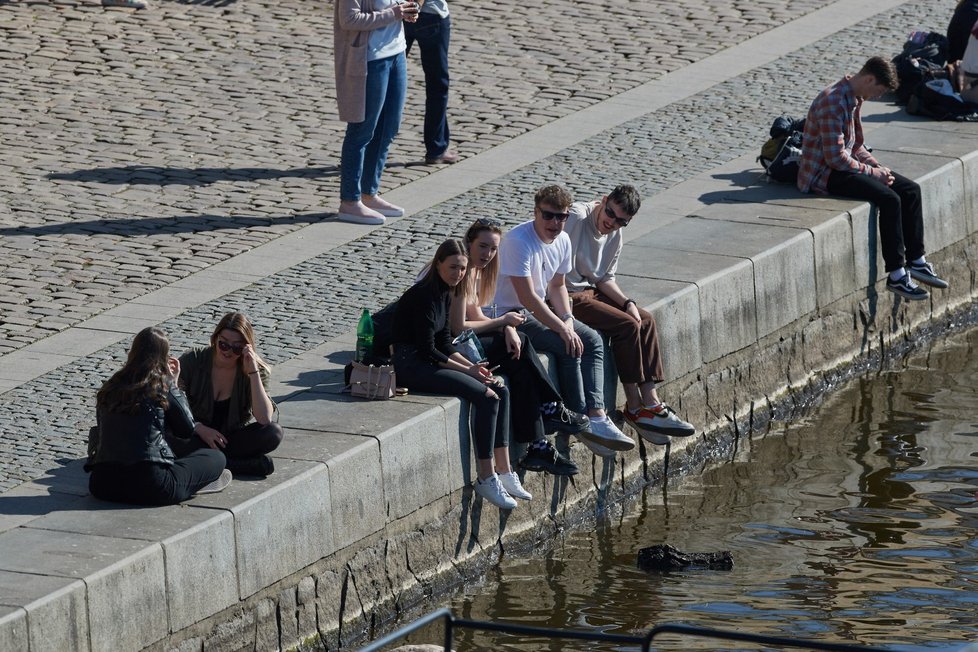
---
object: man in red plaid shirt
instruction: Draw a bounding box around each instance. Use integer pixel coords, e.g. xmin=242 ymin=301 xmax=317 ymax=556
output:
xmin=797 ymin=56 xmax=948 ymax=300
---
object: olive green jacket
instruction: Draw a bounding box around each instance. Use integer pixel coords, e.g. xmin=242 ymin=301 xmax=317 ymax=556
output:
xmin=178 ymin=347 xmax=273 ymax=432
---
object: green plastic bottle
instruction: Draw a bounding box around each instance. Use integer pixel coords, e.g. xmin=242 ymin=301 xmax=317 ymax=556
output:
xmin=355 ymin=309 xmax=374 ymax=362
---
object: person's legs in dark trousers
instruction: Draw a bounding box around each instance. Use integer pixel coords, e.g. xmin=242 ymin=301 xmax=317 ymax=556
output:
xmin=404 ymin=13 xmax=451 ymax=159
xmin=89 ymin=449 xmax=225 ymax=505
xmin=173 ymin=422 xmax=283 ymax=476
xmin=480 ymin=331 xmax=558 ymax=444
xmin=393 ymin=350 xmax=506 ymax=462
xmin=223 ymin=422 xmax=284 ymax=458
xmin=826 ymin=168 xmax=924 ymax=273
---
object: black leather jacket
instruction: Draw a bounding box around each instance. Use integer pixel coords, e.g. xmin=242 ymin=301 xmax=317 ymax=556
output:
xmin=86 ymin=385 xmax=196 ymax=469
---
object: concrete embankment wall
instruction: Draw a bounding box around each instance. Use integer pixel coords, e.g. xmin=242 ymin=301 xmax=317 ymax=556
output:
xmin=4 ymin=115 xmax=978 ymax=652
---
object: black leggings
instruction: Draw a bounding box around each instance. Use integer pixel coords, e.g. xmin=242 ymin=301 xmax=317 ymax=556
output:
xmin=393 ymin=346 xmax=509 ymax=459
xmin=173 ymin=421 xmax=284 ymax=462
xmin=89 ymin=449 xmax=226 ymax=506
xmin=479 ymin=330 xmax=562 ymax=444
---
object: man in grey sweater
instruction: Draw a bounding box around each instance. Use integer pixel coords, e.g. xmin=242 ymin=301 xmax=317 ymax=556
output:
xmin=564 ymin=184 xmax=695 ymax=446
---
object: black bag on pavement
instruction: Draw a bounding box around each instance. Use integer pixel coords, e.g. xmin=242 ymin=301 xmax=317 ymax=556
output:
xmin=907 ymin=78 xmax=978 ymax=121
xmin=758 ymin=115 xmax=805 ymax=183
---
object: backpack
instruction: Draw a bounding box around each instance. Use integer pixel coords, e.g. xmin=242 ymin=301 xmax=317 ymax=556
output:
xmin=906 ymin=78 xmax=978 ymax=121
xmin=758 ymin=115 xmax=805 ymax=183
xmin=893 ymin=31 xmax=950 ymax=104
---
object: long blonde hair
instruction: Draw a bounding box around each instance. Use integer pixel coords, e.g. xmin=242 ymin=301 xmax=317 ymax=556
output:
xmin=463 ymin=219 xmax=503 ymax=306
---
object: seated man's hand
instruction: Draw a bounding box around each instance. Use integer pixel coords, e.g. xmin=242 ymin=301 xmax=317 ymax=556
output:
xmin=559 ymin=321 xmax=584 ymax=358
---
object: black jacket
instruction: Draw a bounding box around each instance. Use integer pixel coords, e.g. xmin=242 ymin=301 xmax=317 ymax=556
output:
xmin=392 ymin=277 xmax=459 ymax=365
xmin=86 ymin=385 xmax=196 ymax=470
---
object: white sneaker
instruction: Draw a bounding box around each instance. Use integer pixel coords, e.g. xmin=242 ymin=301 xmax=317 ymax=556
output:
xmin=498 ymin=471 xmax=532 ymax=500
xmin=578 ymin=416 xmax=635 ymax=451
xmin=474 ymin=474 xmax=517 ymax=509
xmin=624 ymin=404 xmax=696 ymax=437
xmin=577 ymin=436 xmax=617 ymax=458
xmin=197 ymin=469 xmax=232 ymax=495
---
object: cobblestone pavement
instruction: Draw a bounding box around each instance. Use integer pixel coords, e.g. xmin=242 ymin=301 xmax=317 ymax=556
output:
xmin=0 ymin=0 xmax=946 ymax=489
xmin=0 ymin=0 xmax=836 ymax=354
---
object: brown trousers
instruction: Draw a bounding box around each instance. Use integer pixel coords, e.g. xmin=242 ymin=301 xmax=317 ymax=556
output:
xmin=570 ymin=288 xmax=664 ymax=386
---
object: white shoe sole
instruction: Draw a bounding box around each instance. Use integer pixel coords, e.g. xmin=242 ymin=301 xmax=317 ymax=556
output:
xmin=197 ymin=469 xmax=232 ymax=494
xmin=575 ymin=428 xmax=635 ymax=451
xmin=337 ymin=212 xmax=385 ymax=225
xmin=577 ymin=436 xmax=617 ymax=458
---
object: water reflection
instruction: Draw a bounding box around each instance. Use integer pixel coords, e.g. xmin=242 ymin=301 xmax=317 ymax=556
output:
xmin=433 ymin=329 xmax=978 ymax=650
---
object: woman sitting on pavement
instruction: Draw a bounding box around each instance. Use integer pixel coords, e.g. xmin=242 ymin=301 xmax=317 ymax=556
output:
xmin=86 ymin=327 xmax=230 ymax=505
xmin=452 ymin=218 xmax=589 ymax=475
xmin=392 ymin=238 xmax=529 ymax=510
xmin=177 ymin=312 xmax=283 ymax=477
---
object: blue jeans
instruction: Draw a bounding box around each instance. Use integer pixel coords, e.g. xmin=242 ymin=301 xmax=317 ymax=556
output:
xmin=404 ymin=13 xmax=451 ymax=159
xmin=340 ymin=52 xmax=407 ymax=201
xmin=517 ymin=312 xmax=604 ymax=415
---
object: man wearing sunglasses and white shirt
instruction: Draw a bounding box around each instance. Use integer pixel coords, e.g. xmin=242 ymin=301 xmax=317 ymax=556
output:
xmin=493 ymin=185 xmax=635 ymax=466
xmin=564 ymin=185 xmax=696 ymax=449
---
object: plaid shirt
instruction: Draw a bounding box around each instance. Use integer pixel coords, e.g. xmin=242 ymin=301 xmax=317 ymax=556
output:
xmin=797 ymin=76 xmax=882 ymax=194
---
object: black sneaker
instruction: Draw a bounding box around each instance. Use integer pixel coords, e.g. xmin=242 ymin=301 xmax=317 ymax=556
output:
xmin=886 ymin=274 xmax=929 ymax=301
xmin=226 ymin=455 xmax=274 ymax=477
xmin=543 ymin=402 xmax=589 ymax=435
xmin=519 ymin=441 xmax=579 ymax=476
xmin=908 ymin=261 xmax=948 ymax=289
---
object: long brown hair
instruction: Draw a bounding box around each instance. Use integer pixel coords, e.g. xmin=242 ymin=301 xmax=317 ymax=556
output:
xmin=463 ymin=219 xmax=503 ymax=306
xmin=418 ymin=239 xmax=469 ymax=298
xmin=211 ymin=311 xmax=270 ymax=373
xmin=97 ymin=327 xmax=171 ymax=414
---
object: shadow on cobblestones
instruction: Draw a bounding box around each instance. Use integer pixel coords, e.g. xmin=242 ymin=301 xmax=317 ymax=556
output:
xmin=47 ymin=165 xmax=340 ymax=186
xmin=0 ymin=212 xmax=329 ymax=237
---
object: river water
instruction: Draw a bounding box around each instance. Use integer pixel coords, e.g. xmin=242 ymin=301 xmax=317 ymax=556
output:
xmin=432 ymin=328 xmax=978 ymax=650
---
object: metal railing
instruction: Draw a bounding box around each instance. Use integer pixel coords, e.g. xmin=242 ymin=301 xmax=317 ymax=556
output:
xmin=358 ymin=608 xmax=895 ymax=651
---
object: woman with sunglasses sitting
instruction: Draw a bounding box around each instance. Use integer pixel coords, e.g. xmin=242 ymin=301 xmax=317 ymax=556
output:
xmin=87 ymin=327 xmax=230 ymax=505
xmin=453 ymin=218 xmax=589 ymax=476
xmin=177 ymin=312 xmax=284 ymax=477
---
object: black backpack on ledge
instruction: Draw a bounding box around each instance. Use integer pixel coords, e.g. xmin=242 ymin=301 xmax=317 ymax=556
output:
xmin=758 ymin=115 xmax=805 ymax=183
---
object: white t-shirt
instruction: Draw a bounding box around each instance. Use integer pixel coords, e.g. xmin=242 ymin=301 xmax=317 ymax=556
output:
xmin=492 ymin=220 xmax=572 ymax=312
xmin=368 ymin=0 xmax=407 ymax=62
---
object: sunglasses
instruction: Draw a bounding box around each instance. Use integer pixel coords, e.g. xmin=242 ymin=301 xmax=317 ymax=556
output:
xmin=217 ymin=339 xmax=245 ymax=355
xmin=538 ymin=208 xmax=570 ymax=222
xmin=604 ymin=202 xmax=631 ymax=228
xmin=475 ymin=217 xmax=503 ymax=228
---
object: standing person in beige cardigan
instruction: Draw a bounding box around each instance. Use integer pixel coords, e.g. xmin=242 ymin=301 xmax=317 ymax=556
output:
xmin=334 ymin=0 xmax=420 ymax=225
